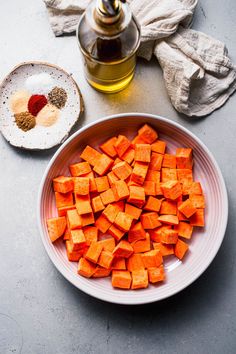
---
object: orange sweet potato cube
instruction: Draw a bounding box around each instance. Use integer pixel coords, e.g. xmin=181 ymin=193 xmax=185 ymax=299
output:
xmin=134 ymin=144 xmax=151 ymax=163
xmin=149 ymin=225 xmax=171 ymax=242
xmin=141 ymin=212 xmax=162 ymax=229
xmin=189 ymin=209 xmax=205 ymax=227
xmin=83 ymin=226 xmax=98 ymax=245
xmin=91 ymin=195 xmax=105 ymax=213
xmin=144 ymin=196 xmax=162 ymax=212
xmin=69 ymin=161 xmax=91 ymax=177
xmin=114 ymin=135 xmax=131 ymax=157
xmin=161 ymin=180 xmax=182 ymax=200
xmin=57 ymin=205 xmax=76 ymax=217
xmin=98 ymin=250 xmax=114 ymax=269
xmin=100 ymin=136 xmax=117 ymax=158
xmin=160 ymin=200 xmax=177 ymax=215
xmin=151 ymin=140 xmax=166 ymax=154
xmin=111 ymin=257 xmax=126 ymax=270
xmin=107 ymin=171 xmax=119 ymax=185
xmin=161 ymin=168 xmax=178 ymax=182
xmin=132 ymin=233 xmax=151 ymax=253
xmin=178 ymin=199 xmax=197 ymax=218
xmin=80 ymin=145 xmax=102 ymax=167
xmin=65 ymin=240 xmax=83 ymax=262
xmin=94 ymin=176 xmax=110 ymax=192
xmin=148 ymin=265 xmax=165 ymax=283
xmin=176 ymin=148 xmax=193 ymax=169
xmin=138 ymin=124 xmax=158 ymax=144
xmin=158 ymin=214 xmax=179 ymax=225
xmin=112 ymin=180 xmax=129 ymax=200
xmin=128 ymin=222 xmax=146 ymax=243
xmin=131 ymin=162 xmax=149 ymax=185
xmin=92 ymin=267 xmax=111 ymax=278
xmin=108 ymin=224 xmax=125 ymax=241
xmin=80 ymin=213 xmax=95 ymax=227
xmin=95 ymin=214 xmax=112 ymax=233
xmin=74 ymin=177 xmax=90 ymax=195
xmin=93 ymin=154 xmax=114 ymax=176
xmin=182 ymin=181 xmax=203 ymax=196
xmin=55 ymin=191 xmax=74 ymax=208
xmin=162 ymin=154 xmax=176 ymax=169
xmin=189 ymin=194 xmax=205 ymax=208
xmin=67 ymin=209 xmax=82 ymax=229
xmin=82 ymin=171 xmax=97 ymax=193
xmin=127 ymin=254 xmax=145 ymax=272
xmin=174 ymin=221 xmax=193 ymax=239
xmin=149 ymin=152 xmax=163 ymax=171
xmin=145 ymin=170 xmax=161 ymax=183
xmin=160 ymin=229 xmax=178 ymax=244
xmin=100 ymin=188 xmax=117 ymax=205
xmin=47 ymin=216 xmax=67 ymax=242
xmin=121 ymin=147 xmax=135 ymax=164
xmin=98 ymin=238 xmax=116 ymax=252
xmin=177 ymin=169 xmax=193 ymax=186
xmin=153 ymin=243 xmax=174 ymax=256
xmin=174 ymin=239 xmax=189 ymax=260
xmin=76 ymin=195 xmax=92 ymax=215
xmin=78 ymin=258 xmax=96 ymax=278
xmin=112 ymin=161 xmax=132 ymax=180
xmin=143 ymin=181 xmax=156 ymax=196
xmin=53 ymin=176 xmax=74 ymax=193
xmin=113 ymin=240 xmax=133 ymax=258
xmin=85 ymin=241 xmax=103 ymax=263
xmin=114 ymin=211 xmax=133 ymax=232
xmin=103 ymin=204 xmax=120 ymax=223
xmin=131 ymin=134 xmax=146 ymax=145
xmin=112 ymin=270 xmax=132 ymax=289
xmin=70 ymin=229 xmax=87 ymax=250
xmin=142 ymin=249 xmax=163 ymax=268
xmin=125 ymin=203 xmax=142 ymax=220
xmin=128 ymin=186 xmax=145 ymax=207
xmin=131 ymin=269 xmax=149 ymax=289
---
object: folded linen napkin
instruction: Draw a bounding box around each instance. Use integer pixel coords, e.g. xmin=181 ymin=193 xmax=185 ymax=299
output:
xmin=44 ymin=0 xmax=236 ymax=117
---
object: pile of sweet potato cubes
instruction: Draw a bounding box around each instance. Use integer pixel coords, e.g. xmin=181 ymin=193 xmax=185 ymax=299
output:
xmin=47 ymin=124 xmax=205 ymax=290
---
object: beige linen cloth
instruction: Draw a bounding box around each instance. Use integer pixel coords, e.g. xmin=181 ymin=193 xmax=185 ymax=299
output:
xmin=44 ymin=0 xmax=236 ymax=117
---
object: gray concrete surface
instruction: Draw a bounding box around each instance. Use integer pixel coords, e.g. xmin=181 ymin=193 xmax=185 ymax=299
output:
xmin=0 ymin=1 xmax=236 ymax=353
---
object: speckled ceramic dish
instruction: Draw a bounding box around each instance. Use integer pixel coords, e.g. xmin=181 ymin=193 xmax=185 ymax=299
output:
xmin=0 ymin=62 xmax=83 ymax=150
xmin=37 ymin=113 xmax=228 ymax=305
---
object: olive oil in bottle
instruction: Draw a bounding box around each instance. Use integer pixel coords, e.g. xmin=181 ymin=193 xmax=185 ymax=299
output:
xmin=77 ymin=0 xmax=140 ymax=93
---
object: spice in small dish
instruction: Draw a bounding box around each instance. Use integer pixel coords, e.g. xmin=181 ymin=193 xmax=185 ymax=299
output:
xmin=36 ymin=103 xmax=59 ymax=127
xmin=25 ymin=73 xmax=55 ymax=95
xmin=28 ymin=94 xmax=48 ymax=116
xmin=10 ymin=90 xmax=31 ymax=114
xmin=48 ymin=87 xmax=67 ymax=109
xmin=14 ymin=111 xmax=36 ymax=132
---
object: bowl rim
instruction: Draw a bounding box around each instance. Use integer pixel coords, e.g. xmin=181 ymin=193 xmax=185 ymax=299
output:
xmin=37 ymin=112 xmax=228 ymax=305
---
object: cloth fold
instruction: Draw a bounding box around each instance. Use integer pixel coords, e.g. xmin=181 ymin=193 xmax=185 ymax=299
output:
xmin=44 ymin=0 xmax=236 ymax=117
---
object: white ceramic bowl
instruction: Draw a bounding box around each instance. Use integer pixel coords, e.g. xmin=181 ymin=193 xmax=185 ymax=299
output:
xmin=37 ymin=113 xmax=228 ymax=305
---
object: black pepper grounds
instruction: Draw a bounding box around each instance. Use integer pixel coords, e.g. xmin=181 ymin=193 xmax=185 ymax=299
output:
xmin=14 ymin=112 xmax=36 ymax=132
xmin=48 ymin=87 xmax=67 ymax=109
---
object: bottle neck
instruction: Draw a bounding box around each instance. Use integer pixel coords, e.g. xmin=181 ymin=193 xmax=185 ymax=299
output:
xmin=95 ymin=0 xmax=121 ymax=25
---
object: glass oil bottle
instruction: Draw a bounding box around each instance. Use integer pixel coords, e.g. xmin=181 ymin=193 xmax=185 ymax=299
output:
xmin=77 ymin=0 xmax=140 ymax=93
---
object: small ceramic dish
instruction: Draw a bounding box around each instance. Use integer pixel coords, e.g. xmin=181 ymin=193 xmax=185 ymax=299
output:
xmin=0 ymin=62 xmax=83 ymax=150
xmin=37 ymin=113 xmax=228 ymax=305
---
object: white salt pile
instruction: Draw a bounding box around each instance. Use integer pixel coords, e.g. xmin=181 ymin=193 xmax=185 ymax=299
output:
xmin=25 ymin=73 xmax=55 ymax=95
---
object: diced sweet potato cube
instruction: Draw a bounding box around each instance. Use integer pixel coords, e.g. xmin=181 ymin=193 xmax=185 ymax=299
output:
xmin=82 ymin=171 xmax=97 ymax=193
xmin=189 ymin=209 xmax=205 ymax=227
xmin=161 ymin=168 xmax=177 ymax=182
xmin=69 ymin=161 xmax=91 ymax=177
xmin=108 ymin=224 xmax=125 ymax=241
xmin=112 ymin=180 xmax=129 ymax=200
xmin=121 ymin=147 xmax=135 ymax=164
xmin=92 ymin=267 xmax=111 ymax=278
xmin=141 ymin=212 xmax=162 ymax=229
xmin=149 ymin=152 xmax=163 ymax=171
xmin=47 ymin=216 xmax=67 ymax=242
xmin=174 ymin=239 xmax=189 ymax=260
xmin=128 ymin=222 xmax=146 ymax=243
xmin=74 ymin=177 xmax=90 ymax=195
xmin=95 ymin=214 xmax=112 ymax=233
xmin=112 ymin=161 xmax=132 ymax=180
xmin=182 ymin=181 xmax=203 ymax=196
xmin=131 ymin=162 xmax=149 ymax=185
xmin=65 ymin=240 xmax=83 ymax=261
xmin=160 ymin=229 xmax=178 ymax=244
xmin=91 ymin=195 xmax=105 ymax=213
xmin=107 ymin=171 xmax=119 ymax=185
xmin=134 ymin=144 xmax=151 ymax=163
xmin=144 ymin=196 xmax=162 ymax=212
xmin=94 ymin=176 xmax=110 ymax=192
xmin=131 ymin=269 xmax=149 ymax=289
xmin=127 ymin=254 xmax=145 ymax=272
xmin=55 ymin=191 xmax=74 ymax=208
xmin=57 ymin=204 xmax=76 ymax=217
xmin=93 ymin=154 xmax=113 ymax=176
xmin=53 ymin=176 xmax=74 ymax=193
xmin=80 ymin=145 xmax=102 ymax=167
xmin=174 ymin=221 xmax=193 ymax=239
xmin=125 ymin=203 xmax=142 ymax=220
xmin=98 ymin=238 xmax=116 ymax=252
xmin=148 ymin=265 xmax=165 ymax=283
xmin=85 ymin=242 xmax=103 ymax=263
xmin=113 ymin=240 xmax=133 ymax=258
xmin=100 ymin=137 xmax=117 ymax=158
xmin=80 ymin=213 xmax=95 ymax=227
xmin=67 ymin=209 xmax=82 ymax=229
xmin=178 ymin=199 xmax=197 ymax=218
xmin=76 ymin=196 xmax=92 ymax=215
xmin=98 ymin=250 xmax=114 ymax=269
xmin=70 ymin=229 xmax=87 ymax=250
xmin=145 ymin=170 xmax=160 ymax=183
xmin=112 ymin=257 xmax=126 ymax=270
xmin=131 ymin=134 xmax=146 ymax=145
xmin=176 ymin=148 xmax=193 ymax=169
xmin=158 ymin=214 xmax=179 ymax=225
xmin=112 ymin=270 xmax=132 ymax=289
xmin=114 ymin=135 xmax=131 ymax=158
xmin=138 ymin=124 xmax=158 ymax=144
xmin=153 ymin=243 xmax=174 ymax=256
xmin=161 ymin=180 xmax=182 ymax=200
xmin=143 ymin=181 xmax=156 ymax=196
xmin=128 ymin=185 xmax=145 ymax=207
xmin=142 ymin=249 xmax=163 ymax=268
xmin=100 ymin=188 xmax=117 ymax=205
xmin=149 ymin=225 xmax=171 ymax=242
xmin=151 ymin=140 xmax=166 ymax=154
xmin=103 ymin=204 xmax=120 ymax=223
xmin=83 ymin=226 xmax=98 ymax=245
xmin=114 ymin=211 xmax=133 ymax=232
xmin=177 ymin=169 xmax=193 ymax=186
xmin=78 ymin=258 xmax=96 ymax=278
xmin=160 ymin=200 xmax=177 ymax=215
xmin=132 ymin=233 xmax=151 ymax=253
xmin=162 ymin=154 xmax=176 ymax=169
xmin=189 ymin=194 xmax=205 ymax=208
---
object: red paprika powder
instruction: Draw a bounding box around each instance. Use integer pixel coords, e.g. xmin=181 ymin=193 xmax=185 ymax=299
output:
xmin=28 ymin=95 xmax=47 ymax=116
